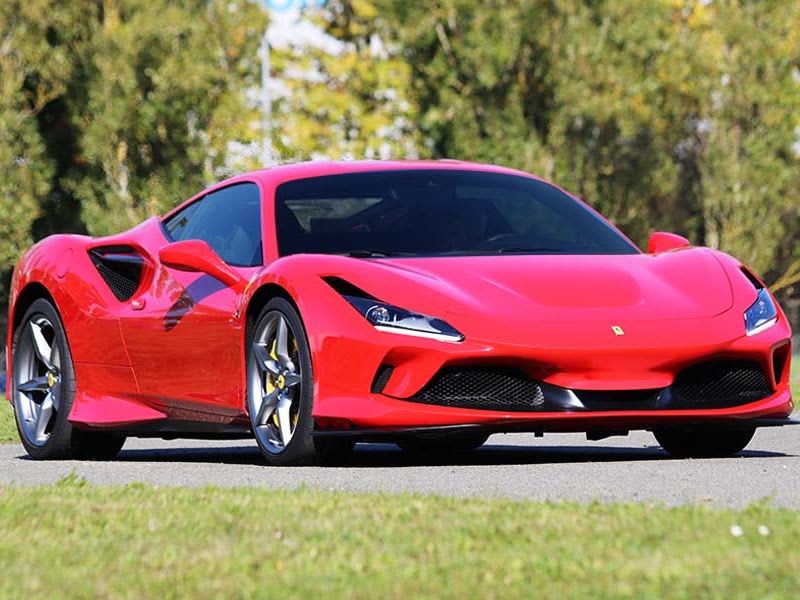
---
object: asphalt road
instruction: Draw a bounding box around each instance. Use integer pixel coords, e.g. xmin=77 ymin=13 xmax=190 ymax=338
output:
xmin=1 ymin=427 xmax=798 ymax=507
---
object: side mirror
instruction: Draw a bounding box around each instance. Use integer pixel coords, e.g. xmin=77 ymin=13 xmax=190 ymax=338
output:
xmin=647 ymin=231 xmax=691 ymax=254
xmin=159 ymin=240 xmax=245 ymax=288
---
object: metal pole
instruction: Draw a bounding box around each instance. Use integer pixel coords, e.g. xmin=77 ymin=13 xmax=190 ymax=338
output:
xmin=260 ymin=29 xmax=273 ymax=168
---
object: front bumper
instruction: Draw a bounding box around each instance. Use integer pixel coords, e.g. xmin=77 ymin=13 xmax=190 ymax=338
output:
xmin=311 ymin=307 xmax=793 ymax=431
xmin=314 ymin=387 xmax=793 ymax=432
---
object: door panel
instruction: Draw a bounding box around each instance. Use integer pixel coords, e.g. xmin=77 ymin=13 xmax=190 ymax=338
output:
xmin=119 ymin=182 xmax=263 ymax=416
xmin=119 ymin=267 xmax=250 ymax=414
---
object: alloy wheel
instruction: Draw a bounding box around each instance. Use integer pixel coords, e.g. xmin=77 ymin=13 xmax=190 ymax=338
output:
xmin=248 ymin=311 xmax=303 ymax=454
xmin=15 ymin=316 xmax=62 ymax=447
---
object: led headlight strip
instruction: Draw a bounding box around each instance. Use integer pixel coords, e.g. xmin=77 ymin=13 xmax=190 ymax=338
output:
xmin=744 ymin=287 xmax=778 ymax=336
xmin=343 ymin=295 xmax=465 ymax=343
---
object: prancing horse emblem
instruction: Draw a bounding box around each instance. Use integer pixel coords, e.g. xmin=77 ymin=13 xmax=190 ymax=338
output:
xmin=611 ymin=325 xmax=625 ymax=336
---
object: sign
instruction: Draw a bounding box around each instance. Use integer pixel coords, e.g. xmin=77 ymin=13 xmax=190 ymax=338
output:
xmin=263 ymin=0 xmax=326 ymax=11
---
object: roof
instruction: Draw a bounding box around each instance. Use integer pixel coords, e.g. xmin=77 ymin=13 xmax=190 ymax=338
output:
xmin=248 ymin=159 xmax=538 ymax=186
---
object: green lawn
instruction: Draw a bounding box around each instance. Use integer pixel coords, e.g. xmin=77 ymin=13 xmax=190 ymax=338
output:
xmin=0 ymin=478 xmax=797 ymax=598
xmin=0 ymin=397 xmax=15 ymax=443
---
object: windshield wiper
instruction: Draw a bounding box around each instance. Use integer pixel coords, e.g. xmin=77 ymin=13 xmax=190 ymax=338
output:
xmin=341 ymin=250 xmax=411 ymax=258
xmin=495 ymin=247 xmax=563 ymax=254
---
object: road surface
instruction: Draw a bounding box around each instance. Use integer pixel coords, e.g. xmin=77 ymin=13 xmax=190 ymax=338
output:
xmin=1 ymin=428 xmax=798 ymax=507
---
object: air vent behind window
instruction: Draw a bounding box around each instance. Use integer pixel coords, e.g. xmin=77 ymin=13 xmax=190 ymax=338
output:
xmin=89 ymin=246 xmax=145 ymax=302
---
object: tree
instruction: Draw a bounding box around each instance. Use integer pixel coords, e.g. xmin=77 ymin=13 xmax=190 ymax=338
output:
xmin=66 ymin=0 xmax=267 ymax=235
xmin=0 ymin=1 xmax=81 ymax=285
xmin=355 ymin=0 xmax=799 ymax=303
xmin=695 ymin=0 xmax=800 ymax=291
xmin=265 ymin=0 xmax=421 ymax=163
xmin=0 ymin=0 xmax=268 ymax=320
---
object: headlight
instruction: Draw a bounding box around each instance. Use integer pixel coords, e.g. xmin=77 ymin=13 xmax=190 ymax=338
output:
xmin=744 ymin=288 xmax=778 ymax=336
xmin=344 ymin=295 xmax=465 ymax=343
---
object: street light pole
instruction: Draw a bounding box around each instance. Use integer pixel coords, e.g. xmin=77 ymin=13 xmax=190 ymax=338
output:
xmin=257 ymin=0 xmax=327 ymax=168
xmin=259 ymin=29 xmax=273 ymax=168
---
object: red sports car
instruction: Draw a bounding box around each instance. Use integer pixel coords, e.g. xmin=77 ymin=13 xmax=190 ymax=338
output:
xmin=6 ymin=161 xmax=795 ymax=465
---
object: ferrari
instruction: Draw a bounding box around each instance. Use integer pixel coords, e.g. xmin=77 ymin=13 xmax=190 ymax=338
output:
xmin=6 ymin=161 xmax=795 ymax=465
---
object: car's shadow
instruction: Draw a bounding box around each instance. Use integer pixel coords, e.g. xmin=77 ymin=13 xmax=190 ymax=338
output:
xmin=105 ymin=442 xmax=792 ymax=468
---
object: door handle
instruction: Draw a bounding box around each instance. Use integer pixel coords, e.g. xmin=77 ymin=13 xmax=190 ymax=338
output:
xmin=131 ymin=299 xmax=146 ymax=311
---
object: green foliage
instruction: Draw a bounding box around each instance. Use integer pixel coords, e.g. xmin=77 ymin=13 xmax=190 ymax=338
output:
xmin=1 ymin=482 xmax=800 ymax=597
xmin=0 ymin=0 xmax=65 ymax=278
xmin=267 ymin=0 xmax=421 ymax=163
xmin=363 ymin=0 xmax=800 ymax=297
xmin=696 ymin=1 xmax=800 ymax=287
xmin=68 ymin=0 xmax=267 ymax=235
xmin=0 ymin=399 xmax=16 ymax=443
xmin=0 ymin=0 xmax=267 ymax=249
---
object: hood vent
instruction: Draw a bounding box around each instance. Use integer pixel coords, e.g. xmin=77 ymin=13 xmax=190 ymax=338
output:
xmin=322 ymin=276 xmax=377 ymax=300
xmin=740 ymin=266 xmax=764 ymax=290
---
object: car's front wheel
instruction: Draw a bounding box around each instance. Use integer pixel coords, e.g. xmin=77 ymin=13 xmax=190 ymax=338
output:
xmin=11 ymin=298 xmax=126 ymax=460
xmin=247 ymin=297 xmax=324 ymax=466
xmin=654 ymin=426 xmax=755 ymax=458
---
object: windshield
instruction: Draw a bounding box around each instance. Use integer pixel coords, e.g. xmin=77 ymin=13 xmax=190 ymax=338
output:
xmin=275 ymin=170 xmax=639 ymax=257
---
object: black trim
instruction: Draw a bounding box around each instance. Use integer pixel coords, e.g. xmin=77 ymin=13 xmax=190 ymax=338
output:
xmin=740 ymin=266 xmax=764 ymax=290
xmin=313 ymin=418 xmax=800 ymax=441
xmin=78 ymin=419 xmax=253 ymax=440
xmin=371 ymin=365 xmax=395 ymax=394
xmin=322 ymin=276 xmax=378 ymax=300
xmin=395 ymin=361 xmax=774 ymax=413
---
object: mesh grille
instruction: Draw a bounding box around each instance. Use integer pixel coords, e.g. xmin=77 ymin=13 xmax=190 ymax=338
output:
xmin=671 ymin=361 xmax=771 ymax=406
xmin=371 ymin=365 xmax=394 ymax=394
xmin=94 ymin=261 xmax=139 ymax=302
xmin=409 ymin=367 xmax=545 ymax=411
xmin=90 ymin=249 xmax=143 ymax=302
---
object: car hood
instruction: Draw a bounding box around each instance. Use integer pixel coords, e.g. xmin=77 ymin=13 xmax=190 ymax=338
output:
xmin=324 ymin=248 xmax=733 ymax=324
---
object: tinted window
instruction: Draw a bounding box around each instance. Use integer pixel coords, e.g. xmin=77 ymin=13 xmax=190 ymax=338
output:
xmin=275 ymin=170 xmax=638 ymax=257
xmin=164 ymin=182 xmax=262 ymax=266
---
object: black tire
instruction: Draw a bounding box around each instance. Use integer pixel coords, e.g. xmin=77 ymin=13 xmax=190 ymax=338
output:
xmin=247 ymin=298 xmax=318 ymax=466
xmin=397 ymin=433 xmax=489 ymax=454
xmin=654 ymin=426 xmax=756 ymax=458
xmin=11 ymin=298 xmax=126 ymax=460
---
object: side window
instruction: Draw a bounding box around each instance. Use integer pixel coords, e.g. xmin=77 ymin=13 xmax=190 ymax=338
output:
xmin=163 ymin=182 xmax=263 ymax=267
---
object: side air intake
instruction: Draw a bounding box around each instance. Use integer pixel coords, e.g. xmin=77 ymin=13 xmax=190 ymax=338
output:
xmin=89 ymin=246 xmax=145 ymax=302
xmin=407 ymin=367 xmax=545 ymax=411
xmin=671 ymin=360 xmax=772 ymax=407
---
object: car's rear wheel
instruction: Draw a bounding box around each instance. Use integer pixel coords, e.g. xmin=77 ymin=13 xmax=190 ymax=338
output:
xmin=11 ymin=298 xmax=126 ymax=460
xmin=397 ymin=433 xmax=489 ymax=455
xmin=654 ymin=426 xmax=756 ymax=458
xmin=247 ymin=298 xmax=325 ymax=466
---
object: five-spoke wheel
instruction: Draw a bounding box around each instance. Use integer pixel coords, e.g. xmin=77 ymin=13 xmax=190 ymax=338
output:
xmin=12 ymin=298 xmax=125 ymax=460
xmin=247 ymin=298 xmax=317 ymax=465
xmin=249 ymin=307 xmax=304 ymax=454
xmin=15 ymin=315 xmax=63 ymax=447
xmin=247 ymin=298 xmax=355 ymax=465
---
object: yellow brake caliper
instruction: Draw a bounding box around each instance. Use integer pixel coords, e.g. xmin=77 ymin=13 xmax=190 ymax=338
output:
xmin=268 ymin=339 xmax=279 ymax=428
xmin=268 ymin=337 xmax=301 ymax=430
xmin=291 ymin=339 xmax=299 ymax=428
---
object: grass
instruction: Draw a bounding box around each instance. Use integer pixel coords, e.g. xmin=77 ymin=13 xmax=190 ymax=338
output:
xmin=0 ymin=478 xmax=798 ymax=599
xmin=0 ymin=397 xmax=15 ymax=443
